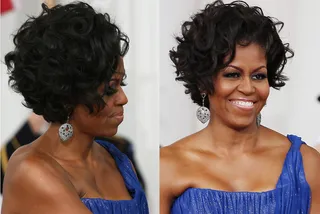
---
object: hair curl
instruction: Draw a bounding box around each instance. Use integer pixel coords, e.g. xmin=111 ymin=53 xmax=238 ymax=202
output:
xmin=169 ymin=0 xmax=293 ymax=107
xmin=5 ymin=2 xmax=129 ymax=123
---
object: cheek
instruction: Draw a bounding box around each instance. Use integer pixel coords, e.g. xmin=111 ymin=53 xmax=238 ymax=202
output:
xmin=73 ymin=103 xmax=111 ymax=126
xmin=256 ymin=82 xmax=270 ymax=100
xmin=214 ymin=78 xmax=237 ymax=96
xmin=97 ymin=104 xmax=112 ymax=119
xmin=99 ymin=97 xmax=115 ymax=117
xmin=218 ymin=84 xmax=236 ymax=96
xmin=211 ymin=81 xmax=237 ymax=105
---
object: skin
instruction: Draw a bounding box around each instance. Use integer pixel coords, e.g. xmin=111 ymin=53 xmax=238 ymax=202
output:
xmin=1 ymin=58 xmax=131 ymax=214
xmin=28 ymin=113 xmax=47 ymax=135
xmin=160 ymin=43 xmax=320 ymax=214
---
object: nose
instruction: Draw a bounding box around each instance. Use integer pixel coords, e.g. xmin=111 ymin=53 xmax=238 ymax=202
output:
xmin=237 ymin=76 xmax=255 ymax=95
xmin=116 ymin=86 xmax=128 ymax=106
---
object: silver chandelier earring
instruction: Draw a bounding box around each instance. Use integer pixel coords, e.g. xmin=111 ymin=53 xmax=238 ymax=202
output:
xmin=196 ymin=93 xmax=210 ymax=124
xmin=256 ymin=113 xmax=261 ymax=126
xmin=59 ymin=116 xmax=73 ymax=142
xmin=256 ymin=102 xmax=266 ymax=126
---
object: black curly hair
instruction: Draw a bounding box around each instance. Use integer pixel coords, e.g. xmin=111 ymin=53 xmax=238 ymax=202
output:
xmin=5 ymin=1 xmax=129 ymax=123
xmin=169 ymin=0 xmax=293 ymax=108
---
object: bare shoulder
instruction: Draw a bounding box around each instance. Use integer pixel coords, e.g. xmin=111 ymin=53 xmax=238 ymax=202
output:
xmin=300 ymin=143 xmax=320 ymax=185
xmin=258 ymin=127 xmax=292 ymax=154
xmin=4 ymin=144 xmax=71 ymax=191
xmin=260 ymin=127 xmax=291 ymax=145
xmin=160 ymin=142 xmax=185 ymax=178
xmin=2 ymin=144 xmax=82 ymax=214
xmin=160 ymin=135 xmax=198 ymax=211
xmin=299 ymin=142 xmax=320 ymax=212
xmin=160 ymin=134 xmax=199 ymax=188
xmin=261 ymin=127 xmax=320 ymax=182
xmin=160 ymin=134 xmax=197 ymax=170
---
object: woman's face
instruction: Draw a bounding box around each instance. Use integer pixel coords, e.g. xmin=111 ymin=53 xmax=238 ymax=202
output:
xmin=72 ymin=58 xmax=128 ymax=137
xmin=209 ymin=43 xmax=269 ymax=129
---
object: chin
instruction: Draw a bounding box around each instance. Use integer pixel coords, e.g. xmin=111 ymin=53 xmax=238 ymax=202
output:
xmin=96 ymin=128 xmax=118 ymax=138
xmin=106 ymin=128 xmax=118 ymax=137
xmin=228 ymin=119 xmax=255 ymax=130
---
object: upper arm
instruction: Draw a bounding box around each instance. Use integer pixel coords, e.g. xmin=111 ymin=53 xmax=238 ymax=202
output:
xmin=1 ymin=154 xmax=92 ymax=214
xmin=160 ymin=148 xmax=177 ymax=214
xmin=301 ymin=145 xmax=320 ymax=214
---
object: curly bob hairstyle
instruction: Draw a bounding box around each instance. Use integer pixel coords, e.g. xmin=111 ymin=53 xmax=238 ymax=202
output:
xmin=169 ymin=0 xmax=293 ymax=108
xmin=5 ymin=2 xmax=129 ymax=123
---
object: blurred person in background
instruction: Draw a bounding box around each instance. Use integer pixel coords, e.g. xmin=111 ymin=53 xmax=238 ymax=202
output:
xmin=160 ymin=1 xmax=320 ymax=213
xmin=1 ymin=2 xmax=148 ymax=214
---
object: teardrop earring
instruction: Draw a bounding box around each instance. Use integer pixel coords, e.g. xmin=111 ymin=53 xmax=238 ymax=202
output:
xmin=196 ymin=93 xmax=210 ymax=124
xmin=58 ymin=115 xmax=73 ymax=142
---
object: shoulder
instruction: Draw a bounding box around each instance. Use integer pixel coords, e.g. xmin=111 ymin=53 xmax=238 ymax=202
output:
xmin=160 ymin=135 xmax=199 ymax=189
xmin=258 ymin=127 xmax=293 ymax=154
xmin=299 ymin=141 xmax=320 ymax=211
xmin=314 ymin=144 xmax=320 ymax=152
xmin=300 ymin=143 xmax=320 ymax=187
xmin=2 ymin=146 xmax=91 ymax=213
xmin=3 ymin=145 xmax=76 ymax=200
xmin=160 ymin=135 xmax=195 ymax=170
xmin=160 ymin=145 xmax=182 ymax=178
xmin=260 ymin=126 xmax=291 ymax=145
xmin=260 ymin=128 xmax=320 ymax=185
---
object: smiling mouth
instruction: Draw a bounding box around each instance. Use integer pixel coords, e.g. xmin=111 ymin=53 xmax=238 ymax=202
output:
xmin=229 ymin=100 xmax=255 ymax=109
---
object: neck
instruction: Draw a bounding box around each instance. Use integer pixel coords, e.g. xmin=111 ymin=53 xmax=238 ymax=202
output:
xmin=202 ymin=116 xmax=260 ymax=156
xmin=38 ymin=123 xmax=96 ymax=161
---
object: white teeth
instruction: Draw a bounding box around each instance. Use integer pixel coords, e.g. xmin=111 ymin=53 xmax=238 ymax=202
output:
xmin=231 ymin=101 xmax=253 ymax=107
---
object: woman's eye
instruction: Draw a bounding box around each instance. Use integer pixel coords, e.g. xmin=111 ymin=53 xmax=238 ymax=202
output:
xmin=103 ymin=74 xmax=127 ymax=97
xmin=104 ymin=83 xmax=118 ymax=96
xmin=252 ymin=73 xmax=267 ymax=80
xmin=223 ymin=72 xmax=241 ymax=78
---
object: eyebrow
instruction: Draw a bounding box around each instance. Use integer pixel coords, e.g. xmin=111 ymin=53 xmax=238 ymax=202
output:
xmin=227 ymin=65 xmax=267 ymax=72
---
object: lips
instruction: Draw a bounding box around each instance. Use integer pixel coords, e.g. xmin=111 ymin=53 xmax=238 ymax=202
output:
xmin=229 ymin=99 xmax=255 ymax=110
xmin=112 ymin=112 xmax=123 ymax=117
xmin=111 ymin=109 xmax=124 ymax=117
xmin=111 ymin=111 xmax=124 ymax=123
xmin=114 ymin=115 xmax=124 ymax=122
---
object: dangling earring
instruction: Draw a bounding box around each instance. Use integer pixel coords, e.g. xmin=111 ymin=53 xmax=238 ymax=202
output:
xmin=59 ymin=116 xmax=73 ymax=142
xmin=256 ymin=113 xmax=261 ymax=126
xmin=256 ymin=102 xmax=266 ymax=126
xmin=196 ymin=93 xmax=210 ymax=124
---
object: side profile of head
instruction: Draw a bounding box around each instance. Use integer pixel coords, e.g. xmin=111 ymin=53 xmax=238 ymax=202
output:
xmin=170 ymin=0 xmax=293 ymax=128
xmin=5 ymin=2 xmax=129 ymax=137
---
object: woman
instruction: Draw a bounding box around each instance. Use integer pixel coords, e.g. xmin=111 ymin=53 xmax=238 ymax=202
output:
xmin=160 ymin=1 xmax=320 ymax=213
xmin=1 ymin=2 xmax=148 ymax=214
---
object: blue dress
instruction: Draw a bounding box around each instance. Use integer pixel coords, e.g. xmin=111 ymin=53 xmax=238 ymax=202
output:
xmin=171 ymin=135 xmax=311 ymax=214
xmin=81 ymin=140 xmax=149 ymax=214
